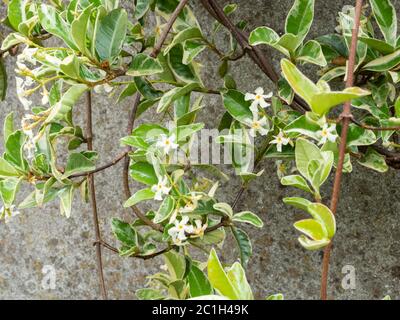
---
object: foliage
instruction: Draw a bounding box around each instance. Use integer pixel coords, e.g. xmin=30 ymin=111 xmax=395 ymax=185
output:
xmin=0 ymin=0 xmax=398 ymax=300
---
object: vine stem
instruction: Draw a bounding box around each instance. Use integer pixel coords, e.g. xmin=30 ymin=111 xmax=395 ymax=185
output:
xmin=86 ymin=91 xmax=108 ymax=300
xmin=122 ymin=0 xmax=190 ymax=232
xmin=320 ymin=0 xmax=363 ymax=301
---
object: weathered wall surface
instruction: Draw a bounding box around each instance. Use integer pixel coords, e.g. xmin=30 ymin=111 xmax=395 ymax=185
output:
xmin=0 ymin=0 xmax=399 ymax=300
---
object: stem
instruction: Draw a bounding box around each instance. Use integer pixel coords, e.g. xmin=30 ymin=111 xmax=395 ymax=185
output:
xmin=320 ymin=0 xmax=363 ymax=301
xmin=86 ymin=91 xmax=108 ymax=300
xmin=350 ymin=117 xmax=400 ymax=131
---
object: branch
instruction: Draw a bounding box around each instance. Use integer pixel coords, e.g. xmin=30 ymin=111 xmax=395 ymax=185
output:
xmin=201 ymin=0 xmax=309 ymax=113
xmin=86 ymin=91 xmax=108 ymax=300
xmin=350 ymin=117 xmax=400 ymax=131
xmin=122 ymin=0 xmax=190 ymax=233
xmin=321 ymin=0 xmax=363 ymax=301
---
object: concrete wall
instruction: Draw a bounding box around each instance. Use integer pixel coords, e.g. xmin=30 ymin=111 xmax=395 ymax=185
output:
xmin=0 ymin=0 xmax=399 ymax=300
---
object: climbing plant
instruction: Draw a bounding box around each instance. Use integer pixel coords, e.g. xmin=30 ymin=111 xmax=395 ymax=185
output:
xmin=0 ymin=0 xmax=398 ymax=300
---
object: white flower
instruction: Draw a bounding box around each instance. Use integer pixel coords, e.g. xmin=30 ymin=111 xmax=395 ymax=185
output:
xmin=192 ymin=220 xmax=207 ymax=237
xmin=1 ymin=205 xmax=21 ymax=224
xmin=168 ymin=216 xmax=194 ymax=245
xmin=41 ymin=87 xmax=49 ymax=105
xmin=245 ymin=115 xmax=269 ymax=137
xmin=16 ymin=77 xmax=33 ymax=110
xmin=270 ymin=130 xmax=291 ymax=152
xmin=17 ymin=46 xmax=37 ymax=66
xmin=94 ymin=83 xmax=113 ymax=94
xmin=156 ymin=134 xmax=179 ymax=155
xmin=151 ymin=176 xmax=171 ymax=201
xmin=179 ymin=193 xmax=202 ymax=213
xmin=317 ymin=123 xmax=338 ymax=145
xmin=245 ymin=87 xmax=272 ymax=114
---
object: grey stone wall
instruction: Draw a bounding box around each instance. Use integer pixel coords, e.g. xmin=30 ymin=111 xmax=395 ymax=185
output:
xmin=0 ymin=0 xmax=399 ymax=300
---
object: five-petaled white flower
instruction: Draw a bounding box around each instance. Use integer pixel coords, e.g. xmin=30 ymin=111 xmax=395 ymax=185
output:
xmin=245 ymin=87 xmax=273 ymax=114
xmin=245 ymin=115 xmax=269 ymax=137
xmin=151 ymin=176 xmax=171 ymax=201
xmin=17 ymin=46 xmax=37 ymax=66
xmin=1 ymin=205 xmax=21 ymax=224
xmin=168 ymin=216 xmax=194 ymax=245
xmin=179 ymin=193 xmax=202 ymax=213
xmin=270 ymin=130 xmax=291 ymax=152
xmin=317 ymin=123 xmax=338 ymax=145
xmin=156 ymin=134 xmax=179 ymax=155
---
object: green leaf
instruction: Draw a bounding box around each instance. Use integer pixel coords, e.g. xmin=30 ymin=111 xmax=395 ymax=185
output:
xmin=188 ymin=265 xmax=213 ymax=298
xmin=3 ymin=113 xmax=14 ymax=144
xmin=130 ymin=162 xmax=158 ymax=185
xmin=284 ymin=115 xmax=321 ymax=140
xmin=281 ymin=59 xmax=370 ymax=115
xmin=213 ymin=202 xmax=233 ymax=218
xmin=127 ymin=53 xmax=164 ymax=77
xmin=38 ymin=4 xmax=78 ymax=50
xmin=363 ymin=49 xmax=400 ymax=72
xmin=297 ymin=235 xmax=330 ymax=250
xmin=45 ymin=84 xmax=88 ymax=123
xmin=249 ymin=26 xmax=279 ymax=45
xmin=281 ymin=175 xmax=313 ymax=193
xmin=231 ymin=227 xmax=253 ymax=267
xmin=5 ymin=130 xmax=27 ymax=171
xmin=0 ymin=177 xmax=21 ymax=207
xmin=295 ymin=138 xmax=323 ymax=180
xmin=320 ymin=67 xmax=346 ymax=82
xmin=207 ymin=248 xmax=239 ymax=300
xmin=168 ymin=44 xmax=201 ymax=84
xmin=0 ymin=157 xmax=20 ymax=179
xmin=0 ymin=58 xmax=7 ymax=101
xmin=124 ymin=188 xmax=154 ymax=208
xmin=369 ymin=0 xmax=397 ymax=46
xmin=164 ymin=27 xmax=203 ymax=55
xmin=71 ymin=5 xmax=93 ymax=57
xmin=164 ymin=250 xmax=187 ymax=280
xmin=248 ymin=26 xmax=289 ymax=56
xmin=296 ymin=40 xmax=326 ymax=66
xmin=157 ymin=83 xmax=200 ymax=113
xmin=278 ymin=78 xmax=294 ymax=105
xmin=307 ymin=203 xmax=336 ymax=238
xmin=59 ymin=185 xmax=74 ymax=218
xmin=8 ymin=0 xmax=27 ymax=31
xmin=346 ymin=124 xmax=377 ymax=146
xmin=233 ymin=211 xmax=263 ymax=228
xmin=95 ymin=8 xmax=128 ymax=62
xmin=154 ymin=196 xmax=175 ymax=223
xmin=294 ymin=219 xmax=328 ymax=241
xmin=358 ymin=147 xmax=388 ymax=173
xmin=111 ymin=218 xmax=138 ymax=247
xmin=182 ymin=41 xmax=206 ymax=65
xmin=62 ymin=153 xmax=95 ymax=178
xmin=134 ymin=0 xmax=150 ymax=19
xmin=221 ymin=90 xmax=253 ymax=123
xmin=358 ymin=36 xmax=395 ymax=55
xmin=285 ymin=0 xmax=315 ymax=42
xmin=226 ymin=262 xmax=254 ymax=300
xmin=283 ymin=197 xmax=312 ymax=211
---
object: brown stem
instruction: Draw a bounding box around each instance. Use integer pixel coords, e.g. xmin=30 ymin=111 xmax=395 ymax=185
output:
xmin=86 ymin=91 xmax=108 ymax=300
xmin=201 ymin=0 xmax=308 ymax=113
xmin=350 ymin=117 xmax=400 ymax=131
xmin=320 ymin=0 xmax=363 ymax=301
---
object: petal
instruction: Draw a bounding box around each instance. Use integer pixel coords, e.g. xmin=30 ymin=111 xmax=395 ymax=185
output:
xmin=259 ymin=99 xmax=270 ymax=109
xmin=277 ymin=143 xmax=283 ymax=152
xmin=245 ymin=93 xmax=256 ymax=101
xmin=255 ymin=87 xmax=264 ymax=95
xmin=249 ymin=129 xmax=257 ymax=137
xmin=181 ymin=215 xmax=189 ymax=224
xmin=263 ymin=91 xmax=273 ymax=99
